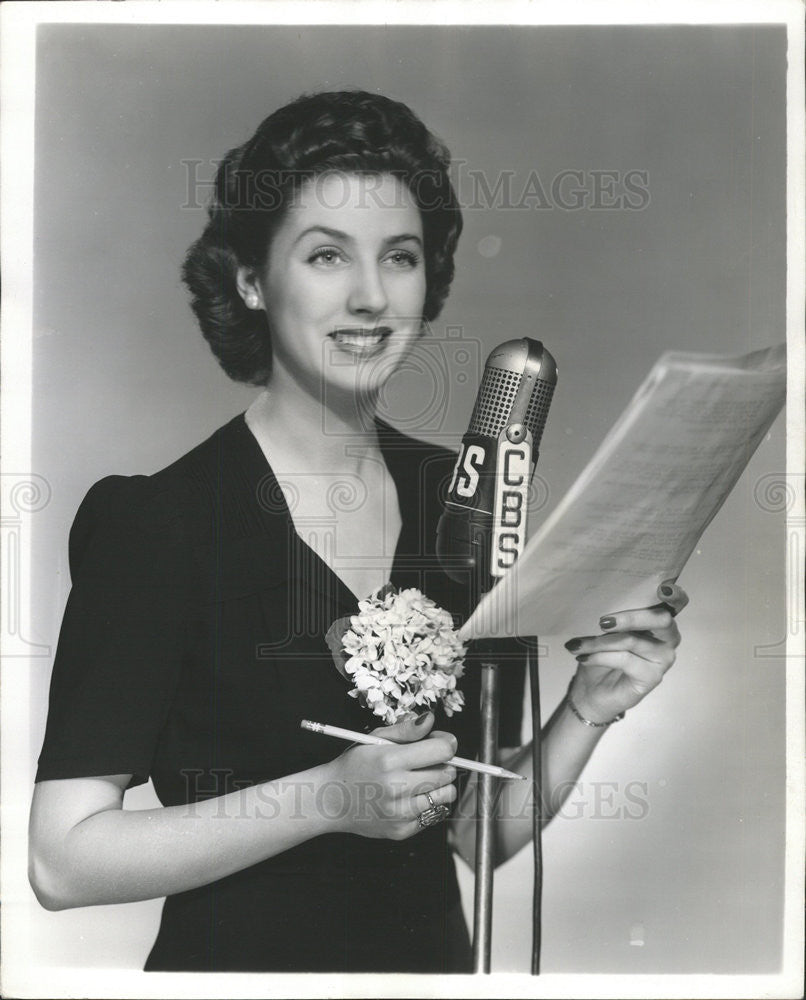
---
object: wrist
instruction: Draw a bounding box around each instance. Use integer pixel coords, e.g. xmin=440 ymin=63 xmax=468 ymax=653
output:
xmin=313 ymin=759 xmax=352 ymax=835
xmin=566 ymin=677 xmax=626 ymax=728
xmin=259 ymin=762 xmax=349 ymax=839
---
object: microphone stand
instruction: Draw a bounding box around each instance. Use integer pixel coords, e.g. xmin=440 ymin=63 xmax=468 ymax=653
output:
xmin=470 ymin=571 xmax=544 ymax=977
xmin=471 ymin=634 xmax=502 ymax=973
xmin=471 ymin=638 xmax=544 ymax=975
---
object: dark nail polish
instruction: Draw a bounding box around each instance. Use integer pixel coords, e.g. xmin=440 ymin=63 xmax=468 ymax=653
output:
xmin=599 ymin=616 xmax=616 ymax=630
xmin=565 ymin=639 xmax=582 ymax=652
xmin=415 ymin=712 xmax=431 ymax=726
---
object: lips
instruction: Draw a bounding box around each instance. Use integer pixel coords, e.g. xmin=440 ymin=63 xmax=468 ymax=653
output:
xmin=328 ymin=327 xmax=394 ymax=353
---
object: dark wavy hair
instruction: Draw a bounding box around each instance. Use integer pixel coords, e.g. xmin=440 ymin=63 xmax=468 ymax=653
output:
xmin=182 ymin=90 xmax=464 ymax=385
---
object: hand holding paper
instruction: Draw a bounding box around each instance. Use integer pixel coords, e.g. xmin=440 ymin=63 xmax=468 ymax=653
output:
xmin=459 ymin=344 xmax=786 ymax=642
xmin=563 ymin=585 xmax=685 ymax=724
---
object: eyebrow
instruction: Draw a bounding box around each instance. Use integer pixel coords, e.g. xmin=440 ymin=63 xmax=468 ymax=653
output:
xmin=293 ymin=226 xmax=423 ymax=249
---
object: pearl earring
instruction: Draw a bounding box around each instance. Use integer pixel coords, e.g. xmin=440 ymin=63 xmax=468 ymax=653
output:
xmin=246 ymin=294 xmax=259 ymax=309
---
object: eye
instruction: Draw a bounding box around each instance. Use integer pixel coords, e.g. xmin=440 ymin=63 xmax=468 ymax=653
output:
xmin=308 ymin=246 xmax=348 ymax=267
xmin=383 ymin=249 xmax=421 ymax=269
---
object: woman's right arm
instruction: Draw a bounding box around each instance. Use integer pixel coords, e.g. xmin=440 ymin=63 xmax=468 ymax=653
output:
xmin=29 ymin=714 xmax=457 ymax=911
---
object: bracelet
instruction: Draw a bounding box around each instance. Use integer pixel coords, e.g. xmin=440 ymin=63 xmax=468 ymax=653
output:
xmin=566 ymin=692 xmax=625 ymax=728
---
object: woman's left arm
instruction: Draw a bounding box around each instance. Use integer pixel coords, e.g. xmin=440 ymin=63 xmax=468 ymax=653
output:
xmin=450 ymin=587 xmax=686 ymax=868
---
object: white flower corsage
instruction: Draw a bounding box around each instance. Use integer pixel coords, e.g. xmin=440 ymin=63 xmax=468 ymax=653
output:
xmin=325 ymin=584 xmax=467 ymax=726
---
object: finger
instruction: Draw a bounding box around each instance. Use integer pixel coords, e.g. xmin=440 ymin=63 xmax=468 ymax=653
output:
xmin=597 ymin=605 xmax=677 ymax=634
xmin=370 ymin=768 xmax=456 ymax=804
xmin=384 ymin=732 xmax=458 ymax=772
xmin=408 ymin=782 xmax=457 ymax=820
xmin=657 ymin=580 xmax=690 ymax=617
xmin=428 ymin=729 xmax=457 ymax=746
xmin=371 ymin=711 xmax=434 ymax=744
xmin=575 ymin=650 xmax=668 ymax=692
xmin=405 ymin=767 xmax=457 ymax=795
xmin=566 ymin=630 xmax=670 ymax=660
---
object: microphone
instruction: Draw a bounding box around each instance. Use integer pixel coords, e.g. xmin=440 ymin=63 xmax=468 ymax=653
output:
xmin=438 ymin=338 xmax=557 ymax=972
xmin=437 ymin=338 xmax=557 ymax=588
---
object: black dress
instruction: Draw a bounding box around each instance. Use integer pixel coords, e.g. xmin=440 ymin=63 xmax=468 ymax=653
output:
xmin=36 ymin=414 xmax=525 ymax=972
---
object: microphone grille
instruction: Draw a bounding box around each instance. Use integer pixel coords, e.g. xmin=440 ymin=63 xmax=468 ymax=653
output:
xmin=468 ymin=366 xmax=556 ymax=441
xmin=524 ymin=377 xmax=555 ymax=447
xmin=468 ymin=366 xmax=522 ymax=436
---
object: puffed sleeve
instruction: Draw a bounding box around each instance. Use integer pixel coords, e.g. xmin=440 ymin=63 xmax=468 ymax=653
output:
xmin=35 ymin=474 xmax=198 ymax=788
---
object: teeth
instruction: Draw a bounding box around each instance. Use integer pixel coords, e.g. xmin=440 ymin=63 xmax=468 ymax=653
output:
xmin=333 ymin=331 xmax=388 ymax=348
xmin=337 ymin=334 xmax=382 ymax=346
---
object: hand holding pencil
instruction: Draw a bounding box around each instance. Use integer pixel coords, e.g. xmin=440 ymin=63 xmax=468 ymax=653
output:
xmin=304 ymin=711 xmax=470 ymax=842
xmin=302 ymin=719 xmax=526 ymax=781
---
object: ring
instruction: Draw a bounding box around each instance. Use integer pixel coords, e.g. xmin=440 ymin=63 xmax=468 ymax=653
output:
xmin=417 ymin=792 xmax=450 ymax=829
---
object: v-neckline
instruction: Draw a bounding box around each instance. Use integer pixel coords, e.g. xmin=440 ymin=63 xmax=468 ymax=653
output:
xmin=237 ymin=412 xmax=409 ymax=609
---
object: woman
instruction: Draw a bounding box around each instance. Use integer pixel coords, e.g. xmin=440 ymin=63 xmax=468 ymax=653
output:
xmin=29 ymin=90 xmax=683 ymax=973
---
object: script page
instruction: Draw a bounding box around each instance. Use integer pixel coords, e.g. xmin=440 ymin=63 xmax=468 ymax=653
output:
xmin=459 ymin=344 xmax=786 ymax=641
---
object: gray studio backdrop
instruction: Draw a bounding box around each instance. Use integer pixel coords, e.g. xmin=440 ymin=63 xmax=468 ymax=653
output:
xmin=28 ymin=24 xmax=786 ymax=974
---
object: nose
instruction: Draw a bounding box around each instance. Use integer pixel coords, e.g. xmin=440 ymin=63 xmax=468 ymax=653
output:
xmin=347 ymin=260 xmax=388 ymax=317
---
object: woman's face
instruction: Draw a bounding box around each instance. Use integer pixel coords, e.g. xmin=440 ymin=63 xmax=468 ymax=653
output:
xmin=241 ymin=171 xmax=427 ymax=403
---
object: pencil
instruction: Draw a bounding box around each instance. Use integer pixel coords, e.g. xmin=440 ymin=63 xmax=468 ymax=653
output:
xmin=300 ymin=719 xmax=528 ymax=780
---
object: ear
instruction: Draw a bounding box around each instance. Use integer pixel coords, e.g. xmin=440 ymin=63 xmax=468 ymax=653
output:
xmin=235 ymin=266 xmax=265 ymax=311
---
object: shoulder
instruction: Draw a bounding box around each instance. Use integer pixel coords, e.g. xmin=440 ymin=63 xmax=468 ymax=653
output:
xmin=69 ymin=414 xmax=253 ymax=577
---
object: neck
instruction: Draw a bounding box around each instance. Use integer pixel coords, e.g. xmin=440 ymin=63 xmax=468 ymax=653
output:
xmin=246 ymin=365 xmax=382 ymax=472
